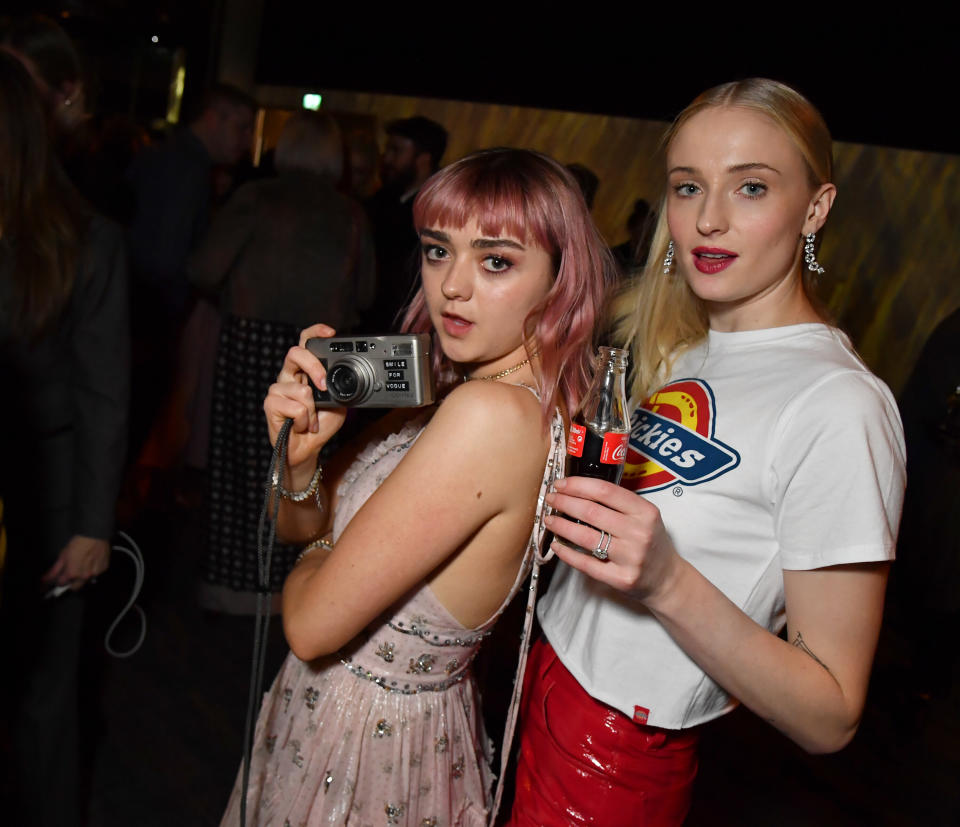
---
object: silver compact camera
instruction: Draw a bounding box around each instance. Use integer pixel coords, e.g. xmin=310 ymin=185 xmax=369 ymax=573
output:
xmin=306 ymin=334 xmax=435 ymax=408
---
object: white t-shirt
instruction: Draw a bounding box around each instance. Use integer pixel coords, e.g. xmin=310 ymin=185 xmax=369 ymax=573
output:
xmin=538 ymin=324 xmax=906 ymax=729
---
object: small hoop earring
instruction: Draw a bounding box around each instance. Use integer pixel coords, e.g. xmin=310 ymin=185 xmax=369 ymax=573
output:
xmin=804 ymin=233 xmax=825 ymax=276
xmin=662 ymin=240 xmax=675 ymax=274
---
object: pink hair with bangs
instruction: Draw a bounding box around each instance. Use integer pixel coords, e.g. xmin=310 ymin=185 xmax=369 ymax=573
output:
xmin=400 ymin=148 xmax=613 ymax=424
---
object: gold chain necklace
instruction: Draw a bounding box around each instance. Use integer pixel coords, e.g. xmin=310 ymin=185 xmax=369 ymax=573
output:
xmin=464 ymin=357 xmax=531 ymax=382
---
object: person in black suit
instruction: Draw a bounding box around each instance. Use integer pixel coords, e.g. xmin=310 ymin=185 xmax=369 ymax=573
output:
xmin=363 ymin=115 xmax=448 ymax=332
xmin=0 ymin=53 xmax=129 ymax=827
xmin=896 ymin=307 xmax=960 ymax=700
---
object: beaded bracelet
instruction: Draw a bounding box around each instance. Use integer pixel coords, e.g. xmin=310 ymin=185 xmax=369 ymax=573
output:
xmin=296 ymin=537 xmax=334 ymax=564
xmin=276 ymin=458 xmax=323 ymax=507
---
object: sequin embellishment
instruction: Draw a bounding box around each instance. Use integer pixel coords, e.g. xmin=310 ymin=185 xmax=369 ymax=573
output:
xmin=445 ymin=657 xmax=459 ymax=675
xmin=323 ymin=770 xmax=334 ymax=793
xmin=452 ymin=756 xmax=465 ymax=779
xmin=376 ymin=641 xmax=396 ymax=663
xmin=304 ymin=686 xmax=319 ymax=709
xmin=374 ymin=718 xmax=393 ymax=738
xmin=341 ymin=657 xmax=472 ymax=694
xmin=282 ymin=687 xmax=293 ymax=712
xmin=388 ymin=619 xmax=489 ymax=648
xmin=435 ymin=733 xmax=448 ymax=753
xmin=421 ymin=818 xmax=438 ymax=826
xmin=386 ymin=803 xmax=405 ymax=824
xmin=408 ymin=653 xmax=436 ymax=674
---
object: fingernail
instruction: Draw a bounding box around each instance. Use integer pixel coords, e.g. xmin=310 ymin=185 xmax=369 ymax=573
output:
xmin=553 ymin=478 xmax=567 ymax=490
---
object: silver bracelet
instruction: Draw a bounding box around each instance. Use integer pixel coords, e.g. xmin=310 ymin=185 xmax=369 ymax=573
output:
xmin=276 ymin=458 xmax=323 ymax=505
xmin=296 ymin=537 xmax=334 ymax=564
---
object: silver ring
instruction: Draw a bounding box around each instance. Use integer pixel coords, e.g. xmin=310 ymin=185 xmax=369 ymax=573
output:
xmin=592 ymin=530 xmax=613 ymax=562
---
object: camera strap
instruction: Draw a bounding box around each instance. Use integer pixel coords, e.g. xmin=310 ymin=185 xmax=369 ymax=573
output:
xmin=240 ymin=416 xmax=293 ymax=827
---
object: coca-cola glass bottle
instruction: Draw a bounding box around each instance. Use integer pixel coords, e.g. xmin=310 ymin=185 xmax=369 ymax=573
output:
xmin=567 ymin=346 xmax=630 ymax=484
xmin=558 ymin=346 xmax=629 ymax=552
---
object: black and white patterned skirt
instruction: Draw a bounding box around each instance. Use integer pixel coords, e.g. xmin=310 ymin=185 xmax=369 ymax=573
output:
xmin=199 ymin=314 xmax=301 ymax=612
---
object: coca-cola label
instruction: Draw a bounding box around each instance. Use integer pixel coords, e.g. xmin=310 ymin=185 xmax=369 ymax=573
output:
xmin=600 ymin=432 xmax=628 ymax=464
xmin=567 ymin=422 xmax=586 ymax=457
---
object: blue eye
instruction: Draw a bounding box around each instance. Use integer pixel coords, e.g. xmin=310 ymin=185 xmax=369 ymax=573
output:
xmin=739 ymin=181 xmax=767 ymax=198
xmin=673 ymin=182 xmax=700 ymax=197
xmin=482 ymin=255 xmax=512 ymax=273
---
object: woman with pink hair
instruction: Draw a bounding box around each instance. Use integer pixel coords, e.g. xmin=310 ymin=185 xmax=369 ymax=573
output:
xmin=219 ymin=148 xmax=613 ymax=825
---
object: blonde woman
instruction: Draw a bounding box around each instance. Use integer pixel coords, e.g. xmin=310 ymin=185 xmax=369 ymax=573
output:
xmin=509 ymin=79 xmax=906 ymax=826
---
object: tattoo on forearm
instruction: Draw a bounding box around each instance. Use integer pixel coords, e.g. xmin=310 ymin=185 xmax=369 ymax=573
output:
xmin=792 ymin=632 xmax=833 ymax=676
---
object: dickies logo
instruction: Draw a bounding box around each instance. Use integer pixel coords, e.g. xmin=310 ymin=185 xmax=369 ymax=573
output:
xmin=622 ymin=378 xmax=740 ymax=493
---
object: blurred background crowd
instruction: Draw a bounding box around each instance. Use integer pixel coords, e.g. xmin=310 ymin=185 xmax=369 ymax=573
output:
xmin=0 ymin=3 xmax=958 ymax=825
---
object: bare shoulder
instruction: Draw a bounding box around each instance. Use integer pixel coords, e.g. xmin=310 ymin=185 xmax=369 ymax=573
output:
xmin=429 ymin=380 xmax=546 ymax=444
xmin=405 ymin=381 xmax=550 ymax=495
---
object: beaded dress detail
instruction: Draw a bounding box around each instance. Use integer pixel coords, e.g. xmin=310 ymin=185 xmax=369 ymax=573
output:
xmin=220 ymin=398 xmax=565 ymax=827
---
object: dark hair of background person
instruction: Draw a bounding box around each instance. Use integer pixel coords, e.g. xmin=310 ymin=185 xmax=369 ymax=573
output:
xmin=184 ymin=81 xmax=258 ymax=125
xmin=565 ymin=162 xmax=599 ymax=210
xmin=385 ymin=115 xmax=448 ymax=171
xmin=626 ymin=198 xmax=651 ymax=233
xmin=0 ymin=50 xmax=87 ymax=339
xmin=0 ymin=12 xmax=81 ymax=96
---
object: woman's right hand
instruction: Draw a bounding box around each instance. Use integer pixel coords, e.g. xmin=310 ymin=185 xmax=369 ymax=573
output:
xmin=264 ymin=323 xmax=347 ymax=475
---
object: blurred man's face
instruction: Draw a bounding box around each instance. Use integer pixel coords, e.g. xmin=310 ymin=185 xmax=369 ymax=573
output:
xmin=381 ymin=134 xmax=419 ymax=188
xmin=213 ymin=104 xmax=255 ymax=165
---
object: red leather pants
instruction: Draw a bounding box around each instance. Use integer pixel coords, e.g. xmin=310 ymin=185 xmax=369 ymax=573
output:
xmin=506 ymin=638 xmax=699 ymax=826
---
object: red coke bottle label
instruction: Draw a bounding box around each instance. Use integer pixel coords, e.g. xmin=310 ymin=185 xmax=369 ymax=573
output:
xmin=600 ymin=432 xmax=628 ymax=464
xmin=567 ymin=423 xmax=627 ymax=464
xmin=567 ymin=422 xmax=587 ymax=457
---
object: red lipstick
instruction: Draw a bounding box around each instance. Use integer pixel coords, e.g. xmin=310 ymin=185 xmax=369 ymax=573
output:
xmin=692 ymin=247 xmax=738 ymax=274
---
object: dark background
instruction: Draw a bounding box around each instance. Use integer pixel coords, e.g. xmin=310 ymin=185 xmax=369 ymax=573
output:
xmin=8 ymin=1 xmax=959 ymax=155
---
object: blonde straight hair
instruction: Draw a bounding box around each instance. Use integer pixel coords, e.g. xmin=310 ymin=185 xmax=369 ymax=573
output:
xmin=613 ymin=78 xmax=834 ymax=402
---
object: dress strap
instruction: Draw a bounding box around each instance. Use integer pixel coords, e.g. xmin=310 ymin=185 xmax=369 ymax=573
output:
xmin=489 ymin=406 xmax=566 ymax=825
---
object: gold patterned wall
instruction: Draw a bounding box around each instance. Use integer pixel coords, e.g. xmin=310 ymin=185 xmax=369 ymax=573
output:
xmin=821 ymin=144 xmax=960 ymax=395
xmin=257 ymin=87 xmax=960 ymax=396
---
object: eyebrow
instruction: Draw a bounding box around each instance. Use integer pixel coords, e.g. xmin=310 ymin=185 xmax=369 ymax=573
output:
xmin=471 ymin=238 xmax=525 ymax=251
xmin=668 ymin=162 xmax=781 ymax=176
xmin=420 ymin=228 xmax=451 ymax=243
xmin=420 ymin=228 xmax=526 ymax=251
xmin=729 ymin=162 xmax=781 ymax=175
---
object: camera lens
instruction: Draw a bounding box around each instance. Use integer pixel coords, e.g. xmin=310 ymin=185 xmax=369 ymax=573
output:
xmin=325 ymin=355 xmax=376 ymax=405
xmin=329 ymin=364 xmax=360 ymax=400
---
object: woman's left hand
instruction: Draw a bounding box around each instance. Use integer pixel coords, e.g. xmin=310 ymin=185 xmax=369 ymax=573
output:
xmin=41 ymin=535 xmax=110 ymax=590
xmin=544 ymin=476 xmax=683 ymax=604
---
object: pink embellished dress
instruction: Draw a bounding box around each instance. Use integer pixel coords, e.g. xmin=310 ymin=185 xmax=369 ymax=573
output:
xmin=220 ymin=405 xmax=564 ymax=827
